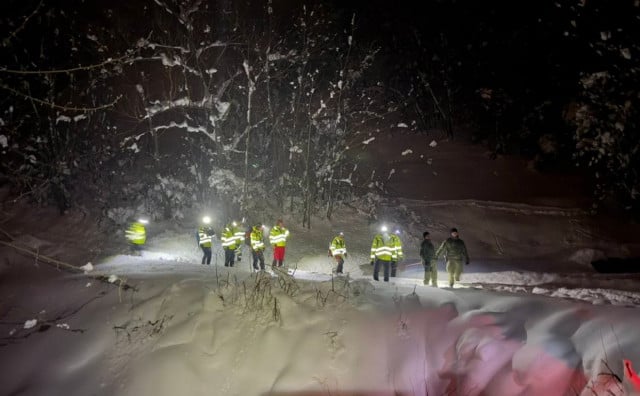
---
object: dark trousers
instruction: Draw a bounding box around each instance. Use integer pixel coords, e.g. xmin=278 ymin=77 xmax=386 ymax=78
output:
xmin=390 ymin=261 xmax=398 ymax=277
xmin=335 ymin=256 xmax=344 ymax=274
xmin=252 ymin=250 xmax=265 ymax=270
xmin=224 ymin=248 xmax=235 ymax=267
xmin=201 ymin=246 xmax=212 ymax=265
xmin=130 ymin=244 xmax=144 ymax=255
xmin=373 ymin=259 xmax=390 ymax=282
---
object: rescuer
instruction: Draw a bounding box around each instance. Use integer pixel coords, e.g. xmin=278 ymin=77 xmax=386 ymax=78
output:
xmin=221 ymin=222 xmax=239 ymax=267
xmin=250 ymin=224 xmax=266 ymax=271
xmin=198 ymin=216 xmax=215 ymax=265
xmin=435 ymin=227 xmax=470 ymax=288
xmin=269 ymin=219 xmax=290 ymax=268
xmin=328 ymin=231 xmax=347 ymax=274
xmin=389 ymin=228 xmax=404 ymax=277
xmin=125 ymin=218 xmax=148 ymax=255
xmin=370 ymin=225 xmax=396 ymax=282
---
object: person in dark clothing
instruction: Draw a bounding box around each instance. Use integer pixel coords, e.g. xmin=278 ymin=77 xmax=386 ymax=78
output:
xmin=435 ymin=227 xmax=470 ymax=288
xmin=420 ymin=231 xmax=437 ymax=286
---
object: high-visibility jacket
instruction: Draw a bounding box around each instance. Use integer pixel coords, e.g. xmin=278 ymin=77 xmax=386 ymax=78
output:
xmin=198 ymin=226 xmax=214 ymax=247
xmin=329 ymin=236 xmax=347 ymax=257
xmin=370 ymin=234 xmax=396 ymax=261
xmin=126 ymin=222 xmax=146 ymax=245
xmin=390 ymin=234 xmax=403 ymax=260
xmin=269 ymin=225 xmax=289 ymax=247
xmin=233 ymin=225 xmax=245 ymax=247
xmin=221 ymin=225 xmax=239 ymax=250
xmin=250 ymin=227 xmax=265 ymax=251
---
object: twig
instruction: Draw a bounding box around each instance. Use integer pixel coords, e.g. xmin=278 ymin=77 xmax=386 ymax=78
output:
xmin=1 ymin=0 xmax=44 ymax=47
xmin=0 ymin=240 xmax=136 ymax=291
xmin=0 ymin=55 xmax=130 ymax=75
xmin=0 ymin=84 xmax=122 ymax=112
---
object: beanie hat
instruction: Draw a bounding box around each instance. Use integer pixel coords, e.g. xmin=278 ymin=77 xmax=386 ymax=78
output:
xmin=423 ymin=231 xmax=430 ymax=238
xmin=450 ymin=228 xmax=458 ymax=233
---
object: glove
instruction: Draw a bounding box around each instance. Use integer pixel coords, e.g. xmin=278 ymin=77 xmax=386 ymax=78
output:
xmin=344 ymin=252 xmax=348 ymax=258
xmin=370 ymin=260 xmax=374 ymax=266
xmin=327 ymin=251 xmax=332 ymax=257
xmin=466 ymin=260 xmax=470 ymax=265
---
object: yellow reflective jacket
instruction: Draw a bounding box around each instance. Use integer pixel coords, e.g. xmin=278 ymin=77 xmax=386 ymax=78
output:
xmin=269 ymin=225 xmax=290 ymax=247
xmin=126 ymin=222 xmax=146 ymax=245
xmin=370 ymin=234 xmax=396 ymax=261
xmin=221 ymin=225 xmax=239 ymax=250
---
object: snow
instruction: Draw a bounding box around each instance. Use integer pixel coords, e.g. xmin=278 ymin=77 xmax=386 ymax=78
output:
xmin=2 ymin=212 xmax=640 ymax=396
xmin=3 ymin=134 xmax=640 ymax=396
xmin=23 ymin=319 xmax=38 ymax=329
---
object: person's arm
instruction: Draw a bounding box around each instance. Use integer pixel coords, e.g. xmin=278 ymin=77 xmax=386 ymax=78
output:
xmin=435 ymin=240 xmax=446 ymax=259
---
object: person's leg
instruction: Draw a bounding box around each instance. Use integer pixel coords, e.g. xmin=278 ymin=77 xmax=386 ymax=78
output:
xmin=430 ymin=260 xmax=438 ymax=286
xmin=383 ymin=260 xmax=390 ymax=282
xmin=258 ymin=250 xmax=265 ymax=270
xmin=205 ymin=247 xmax=212 ymax=265
xmin=201 ymin=246 xmax=206 ymax=264
xmin=373 ymin=259 xmax=380 ymax=281
xmin=229 ymin=250 xmax=235 ymax=267
xmin=274 ymin=246 xmax=285 ymax=267
xmin=390 ymin=261 xmax=397 ymax=277
xmin=423 ymin=260 xmax=430 ymax=285
xmin=454 ymin=261 xmax=462 ymax=283
xmin=336 ymin=257 xmax=344 ymax=274
xmin=224 ymin=249 xmax=231 ymax=266
xmin=252 ymin=250 xmax=259 ymax=270
xmin=446 ymin=260 xmax=454 ymax=287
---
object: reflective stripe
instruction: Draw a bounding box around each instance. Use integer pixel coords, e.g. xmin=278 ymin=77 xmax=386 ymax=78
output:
xmin=370 ymin=235 xmax=397 ymax=260
xmin=234 ymin=231 xmax=245 ymax=243
xmin=269 ymin=227 xmax=289 ymax=246
xmin=221 ymin=228 xmax=237 ymax=248
xmin=221 ymin=236 xmax=236 ymax=247
xmin=331 ymin=247 xmax=347 ymax=255
xmin=199 ymin=232 xmax=212 ymax=245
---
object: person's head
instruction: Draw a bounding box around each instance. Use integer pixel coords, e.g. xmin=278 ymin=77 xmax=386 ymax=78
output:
xmin=253 ymin=224 xmax=262 ymax=232
xmin=276 ymin=219 xmax=284 ymax=227
xmin=338 ymin=231 xmax=344 ymax=238
xmin=423 ymin=231 xmax=430 ymax=239
xmin=450 ymin=228 xmax=459 ymax=238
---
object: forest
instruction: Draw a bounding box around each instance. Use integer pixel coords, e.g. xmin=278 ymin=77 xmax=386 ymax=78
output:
xmin=1 ymin=0 xmax=639 ymax=225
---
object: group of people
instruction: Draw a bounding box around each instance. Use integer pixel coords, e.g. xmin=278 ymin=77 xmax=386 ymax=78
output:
xmin=128 ymin=217 xmax=470 ymax=288
xmin=420 ymin=227 xmax=470 ymax=288
xmin=329 ymin=225 xmax=470 ymax=288
xmin=197 ymin=218 xmax=290 ymax=271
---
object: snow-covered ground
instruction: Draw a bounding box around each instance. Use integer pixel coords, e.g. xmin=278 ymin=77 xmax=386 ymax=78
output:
xmin=2 ymin=135 xmax=640 ymax=395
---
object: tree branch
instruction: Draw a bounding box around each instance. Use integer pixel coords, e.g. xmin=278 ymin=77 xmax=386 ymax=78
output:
xmin=0 ymin=55 xmax=130 ymax=75
xmin=0 ymin=84 xmax=122 ymax=112
xmin=1 ymin=0 xmax=44 ymax=47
